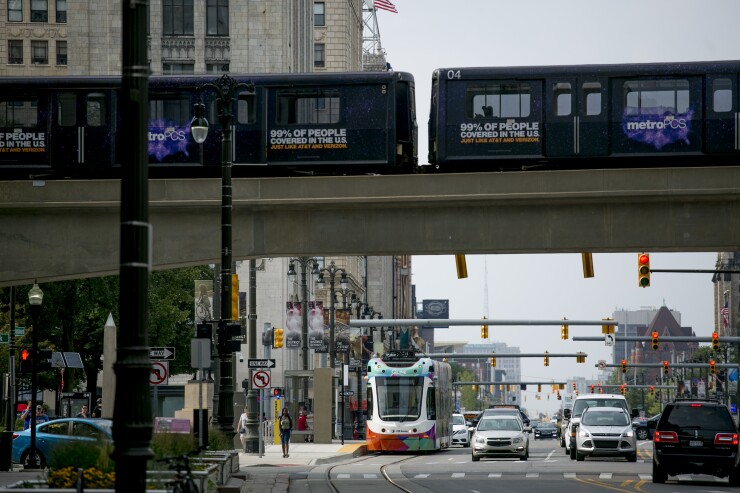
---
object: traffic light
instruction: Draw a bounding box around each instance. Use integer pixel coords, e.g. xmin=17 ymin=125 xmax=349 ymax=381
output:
xmin=650 ymin=385 xmax=655 ymax=396
xmin=196 ymin=323 xmax=212 ymax=339
xmin=620 ymin=384 xmax=626 ymax=396
xmin=638 ymin=252 xmax=650 ymax=287
xmin=231 ymin=274 xmax=239 ymax=319
xmin=590 ymin=384 xmax=595 ymax=393
xmin=663 ymin=360 xmax=669 ymax=375
xmin=601 ymin=317 xmax=614 ymax=334
xmin=481 ymin=317 xmax=488 ymax=339
xmin=273 ymin=387 xmax=282 ymax=397
xmin=557 ymin=392 xmax=561 ymax=400
xmin=598 ymin=386 xmax=603 ymax=394
xmin=572 ymin=382 xmax=576 ymax=391
xmin=574 ymin=390 xmax=579 ymax=396
xmin=472 ymin=384 xmax=478 ymax=392
xmin=273 ymin=327 xmax=284 ymax=349
xmin=710 ymin=360 xmax=716 ymax=375
xmin=712 ymin=331 xmax=719 ymax=351
xmin=490 ymin=355 xmax=496 ymax=367
xmin=537 ymin=384 xmax=542 ymax=392
xmin=36 ymin=349 xmax=53 ymax=370
xmin=544 ymin=351 xmax=549 ymax=367
xmin=576 ymin=352 xmax=586 ymax=363
xmin=621 ymin=359 xmax=627 ymax=373
xmin=651 ymin=331 xmax=659 ymax=350
xmin=19 ymin=347 xmax=32 ymax=373
xmin=561 ymin=322 xmax=569 ymax=340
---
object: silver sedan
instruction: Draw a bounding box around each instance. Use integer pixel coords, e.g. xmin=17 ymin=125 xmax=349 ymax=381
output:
xmin=575 ymin=407 xmax=637 ymax=462
xmin=471 ymin=416 xmax=529 ymax=461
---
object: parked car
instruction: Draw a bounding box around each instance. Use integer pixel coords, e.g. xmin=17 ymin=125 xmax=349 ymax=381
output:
xmin=652 ymin=400 xmax=740 ymax=484
xmin=452 ymin=413 xmax=470 ymax=447
xmin=632 ymin=417 xmax=649 ymax=440
xmin=575 ymin=407 xmax=636 ymax=462
xmin=12 ymin=418 xmax=113 ymax=468
xmin=534 ymin=421 xmax=558 ymax=440
xmin=471 ymin=415 xmax=530 ymax=462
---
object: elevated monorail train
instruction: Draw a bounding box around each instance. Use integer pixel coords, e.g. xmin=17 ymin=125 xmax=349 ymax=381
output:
xmin=0 ymin=71 xmax=417 ymax=179
xmin=365 ymin=350 xmax=453 ymax=453
xmin=429 ymin=60 xmax=740 ymax=170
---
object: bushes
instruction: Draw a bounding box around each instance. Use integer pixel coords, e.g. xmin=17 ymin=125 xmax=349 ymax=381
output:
xmin=47 ymin=442 xmax=115 ymax=488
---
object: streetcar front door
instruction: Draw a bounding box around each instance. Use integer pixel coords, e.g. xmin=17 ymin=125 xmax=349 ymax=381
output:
xmin=704 ymin=74 xmax=739 ymax=155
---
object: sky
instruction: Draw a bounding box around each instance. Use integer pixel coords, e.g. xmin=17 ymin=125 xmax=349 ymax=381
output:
xmin=374 ymin=0 xmax=737 ymax=416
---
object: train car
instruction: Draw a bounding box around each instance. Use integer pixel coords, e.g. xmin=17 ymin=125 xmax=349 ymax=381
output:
xmin=0 ymin=71 xmax=417 ymax=179
xmin=365 ymin=350 xmax=453 ymax=453
xmin=429 ymin=60 xmax=740 ymax=171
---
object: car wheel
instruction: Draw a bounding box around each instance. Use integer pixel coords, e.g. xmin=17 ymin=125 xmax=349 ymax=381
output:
xmin=576 ymin=452 xmax=586 ymax=462
xmin=729 ymin=467 xmax=740 ymax=487
xmin=471 ymin=452 xmax=480 ymax=462
xmin=569 ymin=444 xmax=576 ymax=460
xmin=21 ymin=449 xmax=46 ymax=469
xmin=636 ymin=428 xmax=648 ymax=440
xmin=560 ymin=437 xmax=565 ymax=447
xmin=652 ymin=459 xmax=667 ymax=484
xmin=626 ymin=452 xmax=637 ymax=462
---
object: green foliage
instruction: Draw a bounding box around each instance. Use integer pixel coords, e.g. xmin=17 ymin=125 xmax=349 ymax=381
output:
xmin=150 ymin=432 xmax=198 ymax=462
xmin=457 ymin=370 xmax=482 ymax=411
xmin=206 ymin=426 xmax=234 ymax=451
xmin=48 ymin=441 xmax=115 ymax=473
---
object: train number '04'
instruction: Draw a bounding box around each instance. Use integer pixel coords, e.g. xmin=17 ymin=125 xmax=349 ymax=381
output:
xmin=447 ymin=70 xmax=461 ymax=80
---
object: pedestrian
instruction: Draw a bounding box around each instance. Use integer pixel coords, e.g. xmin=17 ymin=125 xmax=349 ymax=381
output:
xmin=92 ymin=398 xmax=102 ymax=418
xmin=76 ymin=405 xmax=90 ymax=418
xmin=236 ymin=406 xmax=248 ymax=450
xmin=23 ymin=404 xmax=49 ymax=429
xmin=297 ymin=410 xmax=309 ymax=442
xmin=279 ymin=408 xmax=293 ymax=458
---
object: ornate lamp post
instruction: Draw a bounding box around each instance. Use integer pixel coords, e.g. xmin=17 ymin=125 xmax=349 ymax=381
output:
xmin=26 ymin=283 xmax=43 ymax=469
xmin=287 ymin=258 xmax=320 ymax=370
xmin=191 ymin=75 xmax=255 ymax=437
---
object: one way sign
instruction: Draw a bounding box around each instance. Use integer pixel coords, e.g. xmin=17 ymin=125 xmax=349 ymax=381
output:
xmin=247 ymin=359 xmax=276 ymax=369
xmin=150 ymin=347 xmax=175 ymax=360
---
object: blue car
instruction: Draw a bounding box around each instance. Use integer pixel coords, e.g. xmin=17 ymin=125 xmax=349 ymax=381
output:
xmin=12 ymin=418 xmax=112 ymax=468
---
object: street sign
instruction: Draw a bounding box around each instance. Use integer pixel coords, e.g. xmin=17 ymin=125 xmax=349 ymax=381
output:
xmin=340 ymin=390 xmax=355 ymax=397
xmin=150 ymin=361 xmax=169 ymax=385
xmin=604 ymin=334 xmax=615 ymax=346
xmin=0 ymin=327 xmax=25 ymax=344
xmin=247 ymin=359 xmax=276 ymax=369
xmin=252 ymin=370 xmax=270 ymax=389
xmin=597 ymin=360 xmax=606 ymax=370
xmin=150 ymin=347 xmax=175 ymax=360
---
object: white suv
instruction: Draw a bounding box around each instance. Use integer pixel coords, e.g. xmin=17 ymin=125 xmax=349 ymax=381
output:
xmin=564 ymin=394 xmax=635 ymax=460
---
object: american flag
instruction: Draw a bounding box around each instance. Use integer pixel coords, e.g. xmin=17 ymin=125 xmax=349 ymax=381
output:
xmin=721 ymin=302 xmax=729 ymax=329
xmin=374 ymin=0 xmax=398 ymax=13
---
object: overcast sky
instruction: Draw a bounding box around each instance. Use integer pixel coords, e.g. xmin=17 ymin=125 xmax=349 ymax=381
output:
xmin=375 ymin=0 xmax=735 ymax=416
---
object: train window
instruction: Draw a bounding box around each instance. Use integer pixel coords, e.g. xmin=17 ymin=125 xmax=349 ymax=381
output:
xmin=150 ymin=96 xmax=190 ymax=123
xmin=426 ymin=388 xmax=436 ymax=420
xmin=583 ymin=82 xmax=602 ymax=116
xmin=0 ymin=98 xmax=38 ymax=127
xmin=713 ymin=78 xmax=733 ymax=113
xmin=237 ymin=92 xmax=255 ymax=124
xmin=467 ymin=83 xmax=531 ymax=119
xmin=553 ymin=82 xmax=572 ymax=116
xmin=57 ymin=93 xmax=76 ymax=127
xmin=276 ymin=90 xmax=340 ymax=124
xmin=623 ymin=79 xmax=690 ymax=116
xmin=87 ymin=93 xmax=106 ymax=127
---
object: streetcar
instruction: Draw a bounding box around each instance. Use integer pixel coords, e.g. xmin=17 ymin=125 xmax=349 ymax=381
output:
xmin=365 ymin=350 xmax=453 ymax=452
xmin=0 ymin=70 xmax=417 ymax=179
xmin=429 ymin=60 xmax=740 ymax=171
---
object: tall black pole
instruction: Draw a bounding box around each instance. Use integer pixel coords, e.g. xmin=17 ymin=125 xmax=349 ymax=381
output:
xmin=301 ymin=263 xmax=309 ymax=370
xmin=115 ymin=0 xmax=153 ymax=490
xmin=26 ymin=300 xmax=40 ymax=469
xmin=1 ymin=287 xmax=16 ymax=471
xmin=244 ymin=259 xmax=259 ymax=453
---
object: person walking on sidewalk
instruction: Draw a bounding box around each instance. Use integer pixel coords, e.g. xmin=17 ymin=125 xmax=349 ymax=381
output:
xmin=237 ymin=406 xmax=248 ymax=451
xmin=279 ymin=408 xmax=293 ymax=458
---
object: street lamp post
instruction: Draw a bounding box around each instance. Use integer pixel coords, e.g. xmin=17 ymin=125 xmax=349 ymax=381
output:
xmin=288 ymin=258 xmax=319 ymax=370
xmin=316 ymin=261 xmax=348 ymax=438
xmin=26 ymin=283 xmax=43 ymax=469
xmin=191 ymin=75 xmax=255 ymax=436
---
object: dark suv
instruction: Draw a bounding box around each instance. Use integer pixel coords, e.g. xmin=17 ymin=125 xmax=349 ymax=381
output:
xmin=652 ymin=400 xmax=740 ymax=484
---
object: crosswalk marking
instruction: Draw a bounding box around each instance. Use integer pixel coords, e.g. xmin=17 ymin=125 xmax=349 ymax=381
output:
xmin=363 ymin=474 xmax=377 ymax=479
xmin=488 ymin=473 xmax=502 ymax=478
xmin=638 ymin=474 xmax=652 ymax=481
xmin=337 ymin=473 xmax=350 ymax=479
xmin=526 ymin=473 xmax=539 ymax=478
xmin=452 ymin=472 xmax=465 ymax=478
xmin=563 ymin=473 xmax=576 ymax=478
xmin=414 ymin=474 xmax=430 ymax=478
xmin=599 ymin=473 xmax=613 ymax=479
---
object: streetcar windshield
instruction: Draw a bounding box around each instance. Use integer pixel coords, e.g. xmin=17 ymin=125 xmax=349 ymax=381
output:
xmin=376 ymin=377 xmax=423 ymax=421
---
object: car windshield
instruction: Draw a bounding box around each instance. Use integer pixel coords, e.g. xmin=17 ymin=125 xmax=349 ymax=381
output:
xmin=538 ymin=423 xmax=556 ymax=429
xmin=452 ymin=415 xmax=466 ymax=425
xmin=661 ymin=405 xmax=735 ymax=431
xmin=573 ymin=399 xmax=627 ymax=417
xmin=478 ymin=418 xmax=522 ymax=432
xmin=582 ymin=410 xmax=629 ymax=426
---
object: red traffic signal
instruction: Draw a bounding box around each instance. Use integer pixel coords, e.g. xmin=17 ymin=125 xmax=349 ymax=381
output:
xmin=273 ymin=387 xmax=282 ymax=397
xmin=638 ymin=253 xmax=651 ymax=288
xmin=19 ymin=347 xmax=32 ymax=373
xmin=621 ymin=359 xmax=627 ymax=373
xmin=663 ymin=360 xmax=669 ymax=374
xmin=710 ymin=360 xmax=716 ymax=375
xmin=712 ymin=332 xmax=719 ymax=351
xmin=651 ymin=331 xmax=659 ymax=350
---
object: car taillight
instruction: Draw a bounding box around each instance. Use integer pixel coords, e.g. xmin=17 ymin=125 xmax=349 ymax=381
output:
xmin=654 ymin=431 xmax=678 ymax=443
xmin=715 ymin=433 xmax=738 ymax=446
xmin=11 ymin=433 xmax=18 ymax=440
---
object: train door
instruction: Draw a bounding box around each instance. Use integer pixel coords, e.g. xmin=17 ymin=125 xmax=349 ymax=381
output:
xmin=545 ymin=77 xmax=608 ymax=158
xmin=51 ymin=90 xmax=115 ymax=172
xmin=231 ymin=89 xmax=261 ymax=165
xmin=704 ymin=74 xmax=739 ymax=155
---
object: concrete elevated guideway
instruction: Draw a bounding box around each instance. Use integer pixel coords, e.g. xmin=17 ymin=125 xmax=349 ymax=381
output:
xmin=1 ymin=165 xmax=739 ymax=288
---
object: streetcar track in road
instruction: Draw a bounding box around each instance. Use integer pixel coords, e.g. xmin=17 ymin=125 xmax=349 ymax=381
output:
xmin=325 ymin=453 xmax=417 ymax=493
xmin=575 ymin=477 xmax=641 ymax=493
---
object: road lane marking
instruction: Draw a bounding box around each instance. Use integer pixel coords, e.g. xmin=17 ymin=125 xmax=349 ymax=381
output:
xmin=452 ymin=472 xmax=465 ymax=478
xmin=337 ymin=474 xmax=350 ymax=479
xmin=599 ymin=473 xmax=613 ymax=479
xmin=563 ymin=473 xmax=576 ymax=478
xmin=488 ymin=473 xmax=502 ymax=478
xmin=545 ymin=450 xmax=556 ymax=461
xmin=363 ymin=474 xmax=377 ymax=479
xmin=414 ymin=474 xmax=429 ymax=478
xmin=638 ymin=474 xmax=652 ymax=481
xmin=526 ymin=473 xmax=539 ymax=478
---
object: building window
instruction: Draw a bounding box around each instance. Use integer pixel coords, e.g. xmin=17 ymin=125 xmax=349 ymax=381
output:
xmin=56 ymin=0 xmax=67 ymax=23
xmin=314 ymin=43 xmax=325 ymax=68
xmin=56 ymin=40 xmax=67 ymax=65
xmin=0 ymin=98 xmax=38 ymax=127
xmin=314 ymin=2 xmax=325 ymax=27
xmin=206 ymin=0 xmax=228 ymax=36
xmin=8 ymin=0 xmax=22 ymax=21
xmin=206 ymin=63 xmax=229 ymax=73
xmin=8 ymin=40 xmax=23 ymax=64
xmin=163 ymin=0 xmax=194 ymax=36
xmin=31 ymin=0 xmax=49 ymax=22
xmin=162 ymin=63 xmax=194 ymax=74
xmin=31 ymin=40 xmax=49 ymax=64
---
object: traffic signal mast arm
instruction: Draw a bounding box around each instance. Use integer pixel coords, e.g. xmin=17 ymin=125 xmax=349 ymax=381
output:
xmin=597 ymin=362 xmax=735 ymax=369
xmin=574 ymin=335 xmax=738 ymax=343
